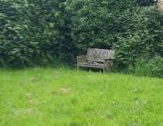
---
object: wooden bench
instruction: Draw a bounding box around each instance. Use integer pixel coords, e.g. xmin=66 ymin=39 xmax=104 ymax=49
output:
xmin=77 ymin=48 xmax=115 ymax=72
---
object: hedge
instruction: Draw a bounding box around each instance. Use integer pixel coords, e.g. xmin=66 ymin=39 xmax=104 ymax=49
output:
xmin=0 ymin=0 xmax=72 ymax=67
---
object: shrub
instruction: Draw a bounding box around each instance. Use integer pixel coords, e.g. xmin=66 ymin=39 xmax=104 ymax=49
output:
xmin=135 ymin=0 xmax=154 ymax=6
xmin=115 ymin=7 xmax=163 ymax=69
xmin=0 ymin=0 xmax=72 ymax=67
xmin=134 ymin=56 xmax=163 ymax=77
xmin=149 ymin=56 xmax=163 ymax=77
xmin=67 ymin=0 xmax=134 ymax=55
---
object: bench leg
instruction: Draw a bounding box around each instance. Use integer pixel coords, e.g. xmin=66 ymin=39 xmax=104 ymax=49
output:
xmin=103 ymin=67 xmax=106 ymax=73
xmin=77 ymin=65 xmax=80 ymax=70
xmin=103 ymin=67 xmax=109 ymax=73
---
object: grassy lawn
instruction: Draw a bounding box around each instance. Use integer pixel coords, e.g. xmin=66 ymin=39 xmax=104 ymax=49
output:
xmin=0 ymin=67 xmax=163 ymax=126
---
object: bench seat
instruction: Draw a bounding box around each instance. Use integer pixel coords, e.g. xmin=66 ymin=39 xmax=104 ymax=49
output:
xmin=78 ymin=63 xmax=104 ymax=69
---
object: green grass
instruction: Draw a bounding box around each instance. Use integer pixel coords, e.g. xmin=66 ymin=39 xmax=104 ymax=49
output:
xmin=0 ymin=67 xmax=163 ymax=126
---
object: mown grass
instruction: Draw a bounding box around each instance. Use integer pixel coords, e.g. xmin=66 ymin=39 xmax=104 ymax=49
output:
xmin=0 ymin=67 xmax=163 ymax=126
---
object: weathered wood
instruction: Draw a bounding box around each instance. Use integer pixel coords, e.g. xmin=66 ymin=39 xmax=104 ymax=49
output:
xmin=77 ymin=55 xmax=87 ymax=69
xmin=156 ymin=0 xmax=163 ymax=10
xmin=77 ymin=48 xmax=115 ymax=72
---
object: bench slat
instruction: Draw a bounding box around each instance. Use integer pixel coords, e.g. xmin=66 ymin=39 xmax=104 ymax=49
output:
xmin=78 ymin=63 xmax=104 ymax=69
xmin=87 ymin=48 xmax=115 ymax=62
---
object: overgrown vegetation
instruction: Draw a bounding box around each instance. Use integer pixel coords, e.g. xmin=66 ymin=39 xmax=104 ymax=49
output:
xmin=0 ymin=0 xmax=163 ymax=77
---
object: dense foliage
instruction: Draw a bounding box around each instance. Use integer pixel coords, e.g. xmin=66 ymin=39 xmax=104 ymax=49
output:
xmin=0 ymin=0 xmax=72 ymax=67
xmin=68 ymin=0 xmax=163 ymax=77
xmin=0 ymin=0 xmax=163 ymax=77
xmin=135 ymin=0 xmax=154 ymax=6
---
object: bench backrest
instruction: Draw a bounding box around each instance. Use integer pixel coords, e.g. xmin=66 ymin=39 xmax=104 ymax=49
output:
xmin=86 ymin=48 xmax=115 ymax=62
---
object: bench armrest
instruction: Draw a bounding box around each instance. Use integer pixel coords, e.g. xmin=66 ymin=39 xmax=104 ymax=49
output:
xmin=104 ymin=59 xmax=114 ymax=71
xmin=77 ymin=55 xmax=87 ymax=64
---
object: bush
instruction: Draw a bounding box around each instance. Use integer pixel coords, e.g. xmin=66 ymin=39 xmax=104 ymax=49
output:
xmin=134 ymin=56 xmax=163 ymax=77
xmin=0 ymin=0 xmax=72 ymax=67
xmin=149 ymin=56 xmax=163 ymax=77
xmin=67 ymin=0 xmax=134 ymax=55
xmin=115 ymin=7 xmax=163 ymax=69
xmin=135 ymin=0 xmax=154 ymax=6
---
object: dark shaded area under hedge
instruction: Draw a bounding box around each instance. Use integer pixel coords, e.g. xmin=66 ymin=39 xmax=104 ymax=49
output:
xmin=0 ymin=0 xmax=163 ymax=77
